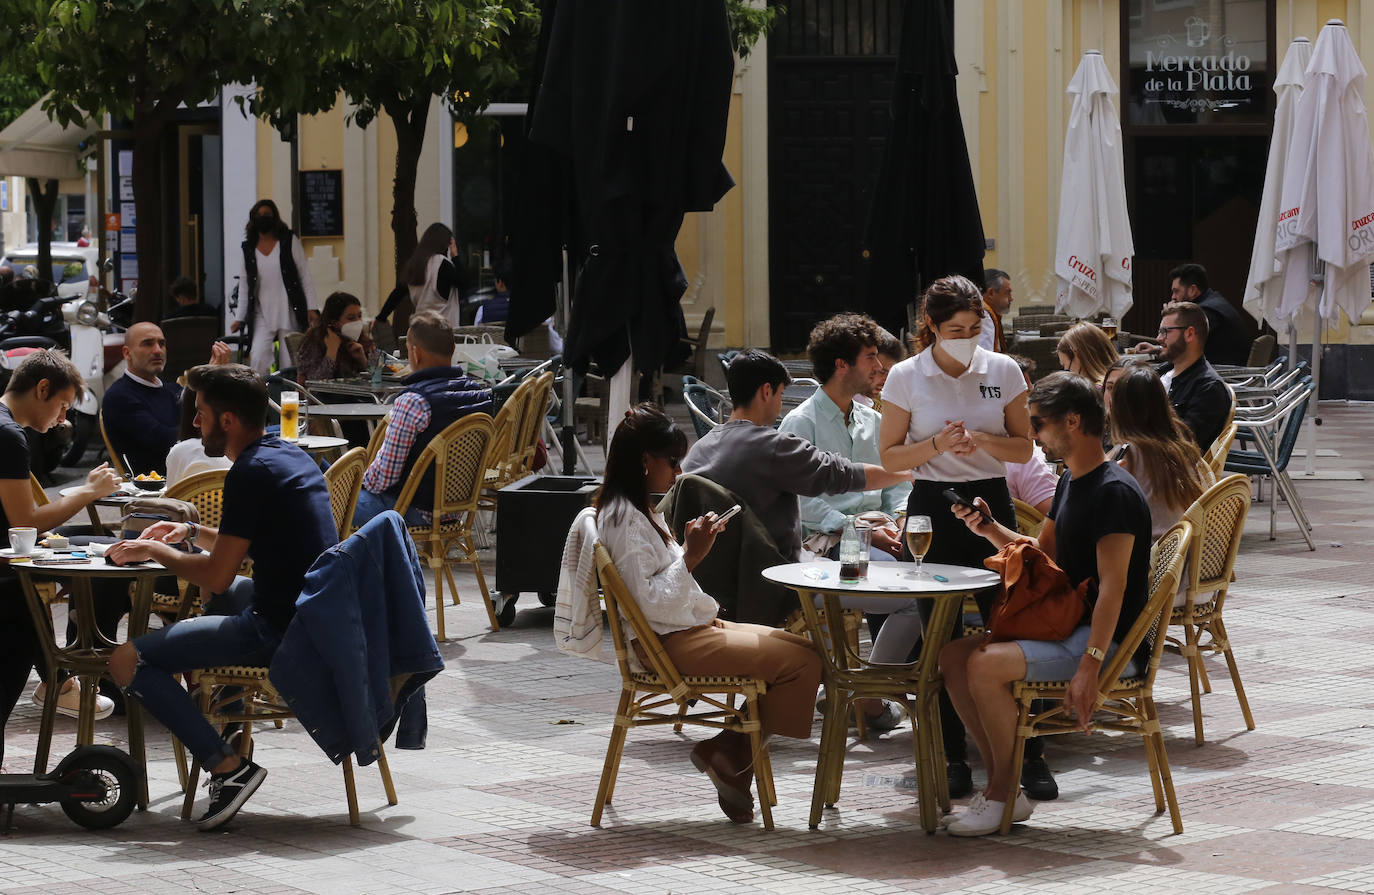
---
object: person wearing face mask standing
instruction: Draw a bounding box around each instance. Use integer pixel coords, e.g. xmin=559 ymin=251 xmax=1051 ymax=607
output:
xmin=232 ymin=199 xmax=319 ymax=376
xmin=294 ymin=291 xmax=377 ymax=383
xmin=878 ymin=275 xmax=1059 ymax=804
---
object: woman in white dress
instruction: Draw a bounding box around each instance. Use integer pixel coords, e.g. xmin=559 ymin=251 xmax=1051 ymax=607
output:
xmin=596 ymin=405 xmax=822 ymax=824
xmin=231 ymin=199 xmax=318 ymax=375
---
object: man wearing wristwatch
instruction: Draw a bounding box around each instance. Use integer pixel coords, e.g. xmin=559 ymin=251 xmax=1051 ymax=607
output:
xmin=106 ymin=364 xmax=337 ymax=831
xmin=935 ymin=371 xmax=1153 ymax=837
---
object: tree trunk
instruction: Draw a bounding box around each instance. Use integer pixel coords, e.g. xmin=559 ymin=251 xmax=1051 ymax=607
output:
xmin=25 ymin=178 xmax=59 ymax=286
xmin=387 ymin=95 xmax=431 ymax=290
xmin=130 ymin=110 xmax=167 ymax=322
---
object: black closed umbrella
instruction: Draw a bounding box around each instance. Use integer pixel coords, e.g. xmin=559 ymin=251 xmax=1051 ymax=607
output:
xmin=510 ymin=0 xmax=735 ymax=382
xmin=863 ymin=0 xmax=985 ymax=336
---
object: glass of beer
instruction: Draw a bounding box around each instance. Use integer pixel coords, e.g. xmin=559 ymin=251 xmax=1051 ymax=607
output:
xmin=280 ymin=390 xmax=300 ymax=441
xmin=1101 ymin=316 xmax=1119 ymax=340
xmin=905 ymin=515 xmax=933 ymax=578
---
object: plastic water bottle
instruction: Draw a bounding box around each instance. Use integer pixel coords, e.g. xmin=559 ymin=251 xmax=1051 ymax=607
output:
xmin=839 ymin=515 xmax=864 ymax=583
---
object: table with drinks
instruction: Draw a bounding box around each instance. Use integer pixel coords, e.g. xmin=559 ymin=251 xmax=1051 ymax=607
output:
xmin=5 ymin=534 xmax=198 ymax=810
xmin=764 ymin=514 xmax=1001 ymax=833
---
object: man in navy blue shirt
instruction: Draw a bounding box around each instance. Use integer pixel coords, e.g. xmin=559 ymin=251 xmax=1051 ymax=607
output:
xmin=109 ymin=363 xmax=337 ymax=831
xmin=101 ymin=322 xmax=181 ymax=476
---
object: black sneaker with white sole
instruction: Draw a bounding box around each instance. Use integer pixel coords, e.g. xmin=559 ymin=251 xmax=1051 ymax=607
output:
xmin=197 ymin=759 xmax=267 ymax=831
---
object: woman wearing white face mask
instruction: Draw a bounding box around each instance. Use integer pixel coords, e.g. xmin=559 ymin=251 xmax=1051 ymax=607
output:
xmin=295 ymin=291 xmax=377 ymax=383
xmin=877 ymin=274 xmax=1037 ymax=800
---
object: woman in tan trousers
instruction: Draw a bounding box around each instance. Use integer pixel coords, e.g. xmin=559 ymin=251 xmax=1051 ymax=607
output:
xmin=596 ymin=404 xmax=822 ymax=824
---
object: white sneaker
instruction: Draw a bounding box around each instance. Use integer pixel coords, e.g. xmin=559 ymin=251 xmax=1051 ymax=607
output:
xmin=32 ymin=679 xmax=115 ymax=721
xmin=939 ymin=791 xmax=985 ymax=827
xmin=946 ymin=791 xmax=1033 ymax=837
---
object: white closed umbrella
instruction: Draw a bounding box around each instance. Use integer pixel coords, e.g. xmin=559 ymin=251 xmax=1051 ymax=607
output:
xmin=1054 ymin=51 xmax=1135 ymax=321
xmin=1244 ymin=37 xmax=1311 ymax=331
xmin=1271 ymin=20 xmax=1374 ymax=480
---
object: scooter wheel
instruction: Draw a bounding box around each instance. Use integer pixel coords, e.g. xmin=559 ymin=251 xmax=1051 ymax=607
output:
xmin=59 ymin=750 xmax=138 ymax=829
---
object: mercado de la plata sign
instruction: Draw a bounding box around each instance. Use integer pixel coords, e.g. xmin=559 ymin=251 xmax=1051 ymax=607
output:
xmin=1125 ymin=1 xmax=1272 ymax=126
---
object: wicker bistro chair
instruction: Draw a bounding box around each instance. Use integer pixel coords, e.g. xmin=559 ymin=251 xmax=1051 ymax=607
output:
xmin=1167 ymin=474 xmax=1254 ymax=746
xmin=180 ymin=665 xmax=397 ymax=827
xmin=148 ymin=470 xmax=234 ymax=622
xmin=998 ymin=519 xmax=1194 ymax=835
xmin=1204 ymin=422 xmax=1238 ymax=480
xmin=590 ymin=542 xmax=779 ymax=830
xmin=513 ymin=371 xmax=554 ymax=477
xmin=323 ymin=447 xmax=368 ymax=540
xmin=391 ymin=412 xmax=499 ymax=638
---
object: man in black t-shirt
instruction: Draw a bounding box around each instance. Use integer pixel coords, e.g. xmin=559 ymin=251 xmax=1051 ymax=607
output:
xmin=109 ymin=364 xmax=337 ymax=831
xmin=0 ymin=352 xmax=122 ymax=767
xmin=937 ymin=372 xmax=1153 ymax=837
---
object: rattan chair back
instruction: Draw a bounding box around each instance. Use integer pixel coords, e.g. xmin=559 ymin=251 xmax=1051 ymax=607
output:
xmin=1013 ymin=498 xmax=1047 ymax=538
xmin=595 ymin=542 xmax=686 ymax=697
xmin=514 ymin=370 xmax=553 ymax=475
xmin=1203 ymin=422 xmax=1239 ymax=483
xmin=99 ymin=409 xmax=128 ymax=478
xmin=365 ymin=416 xmax=389 ymax=463
xmin=165 ymin=470 xmax=228 ymax=528
xmin=323 ymin=446 xmax=368 ymax=540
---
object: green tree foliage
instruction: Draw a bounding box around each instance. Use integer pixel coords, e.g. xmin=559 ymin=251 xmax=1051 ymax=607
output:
xmin=0 ymin=72 xmax=42 ymax=131
xmin=250 ymin=0 xmax=537 ymax=288
xmin=0 ymin=1 xmax=329 ymax=320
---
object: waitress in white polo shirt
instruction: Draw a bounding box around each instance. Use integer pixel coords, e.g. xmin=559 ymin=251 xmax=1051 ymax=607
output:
xmin=878 ymin=274 xmax=1035 ymax=796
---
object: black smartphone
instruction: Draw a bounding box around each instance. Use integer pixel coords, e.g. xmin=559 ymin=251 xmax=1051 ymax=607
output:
xmin=942 ymin=488 xmax=992 ymax=523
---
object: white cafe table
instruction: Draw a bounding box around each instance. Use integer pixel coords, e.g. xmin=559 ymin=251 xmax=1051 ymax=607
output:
xmin=763 ymin=559 xmax=1001 ymax=833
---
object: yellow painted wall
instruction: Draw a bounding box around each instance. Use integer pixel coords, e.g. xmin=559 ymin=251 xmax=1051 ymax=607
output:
xmin=296 ymin=103 xmax=347 ymax=279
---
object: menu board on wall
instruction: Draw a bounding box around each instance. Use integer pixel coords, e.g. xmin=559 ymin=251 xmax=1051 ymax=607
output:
xmin=1125 ymin=0 xmax=1273 ymax=126
xmin=299 ymin=169 xmax=343 ymax=238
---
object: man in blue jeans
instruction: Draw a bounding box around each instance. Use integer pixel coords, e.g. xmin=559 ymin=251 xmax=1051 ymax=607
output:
xmin=109 ymin=364 xmax=337 ymax=831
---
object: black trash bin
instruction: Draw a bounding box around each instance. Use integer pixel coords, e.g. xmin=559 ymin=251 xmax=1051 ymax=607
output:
xmin=494 ymin=474 xmax=600 ymax=625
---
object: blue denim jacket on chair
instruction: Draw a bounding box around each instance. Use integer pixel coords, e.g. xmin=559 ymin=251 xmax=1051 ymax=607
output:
xmin=269 ymin=511 xmax=443 ymax=765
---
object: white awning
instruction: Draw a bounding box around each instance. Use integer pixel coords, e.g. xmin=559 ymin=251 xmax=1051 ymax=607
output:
xmin=0 ymin=96 xmax=98 ymax=181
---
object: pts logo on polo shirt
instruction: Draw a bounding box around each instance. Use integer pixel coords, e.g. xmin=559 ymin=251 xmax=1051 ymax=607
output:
xmin=978 ymin=384 xmax=1002 ymax=399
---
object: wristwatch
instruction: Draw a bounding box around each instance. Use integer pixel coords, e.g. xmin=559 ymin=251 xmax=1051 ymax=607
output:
xmin=1083 ymin=645 xmax=1105 ymax=661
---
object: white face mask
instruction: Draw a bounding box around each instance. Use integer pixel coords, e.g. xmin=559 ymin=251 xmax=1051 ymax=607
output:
xmin=339 ymin=319 xmax=365 ymax=342
xmin=938 ymin=335 xmax=978 ymax=367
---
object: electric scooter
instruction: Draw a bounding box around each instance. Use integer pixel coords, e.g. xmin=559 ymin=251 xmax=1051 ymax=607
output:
xmin=0 ymin=744 xmax=140 ymax=830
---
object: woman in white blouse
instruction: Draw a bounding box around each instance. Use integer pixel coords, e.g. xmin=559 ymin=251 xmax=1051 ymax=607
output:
xmin=596 ymin=405 xmax=822 ymax=825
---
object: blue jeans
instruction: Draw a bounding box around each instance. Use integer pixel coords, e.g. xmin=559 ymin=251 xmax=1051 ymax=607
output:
xmin=126 ymin=579 xmax=279 ymax=767
xmin=353 ymin=488 xmax=425 ymax=528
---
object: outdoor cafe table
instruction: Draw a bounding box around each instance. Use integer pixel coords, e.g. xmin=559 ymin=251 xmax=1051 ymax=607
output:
xmin=290 ymin=434 xmax=350 ymax=457
xmin=763 ymin=559 xmax=1002 ymax=833
xmin=305 ymin=377 xmax=406 ymax=401
xmin=13 ymin=554 xmax=195 ymax=810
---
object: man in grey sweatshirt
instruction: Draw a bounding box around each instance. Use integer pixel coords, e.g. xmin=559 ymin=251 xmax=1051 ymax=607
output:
xmin=683 ymin=349 xmax=913 ymax=562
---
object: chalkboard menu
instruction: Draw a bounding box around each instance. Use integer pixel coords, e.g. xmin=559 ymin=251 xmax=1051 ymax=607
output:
xmin=299 ymin=169 xmax=343 ymax=238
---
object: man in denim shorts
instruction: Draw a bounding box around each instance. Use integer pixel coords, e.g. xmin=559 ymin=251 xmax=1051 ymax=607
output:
xmin=936 ymin=372 xmax=1152 ymax=837
xmin=109 ymin=364 xmax=337 ymax=831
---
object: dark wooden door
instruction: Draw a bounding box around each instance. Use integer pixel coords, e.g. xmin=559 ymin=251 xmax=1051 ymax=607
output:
xmin=767 ymin=0 xmax=905 ymax=353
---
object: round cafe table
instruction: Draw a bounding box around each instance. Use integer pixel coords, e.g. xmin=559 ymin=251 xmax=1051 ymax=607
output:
xmin=13 ymin=554 xmax=199 ymax=810
xmin=762 ymin=559 xmax=1001 ymax=833
xmin=290 ymin=434 xmax=350 ymax=457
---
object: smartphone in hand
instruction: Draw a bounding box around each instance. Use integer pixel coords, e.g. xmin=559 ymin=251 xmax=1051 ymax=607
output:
xmin=714 ymin=504 xmax=742 ymax=525
xmin=941 ymin=488 xmax=992 ymax=523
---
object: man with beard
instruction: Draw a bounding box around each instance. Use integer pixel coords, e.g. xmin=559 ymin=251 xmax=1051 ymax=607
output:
xmin=108 ymin=363 xmax=337 ymax=831
xmin=1153 ymin=301 xmax=1232 ymax=453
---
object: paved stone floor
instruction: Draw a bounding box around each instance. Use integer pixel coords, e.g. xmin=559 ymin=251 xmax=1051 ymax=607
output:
xmin=3 ymin=403 xmax=1374 ymax=894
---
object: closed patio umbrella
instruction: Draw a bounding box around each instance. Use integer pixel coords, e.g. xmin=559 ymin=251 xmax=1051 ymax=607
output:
xmin=1053 ymin=51 xmax=1134 ymax=321
xmin=1272 ymin=20 xmax=1374 ymax=479
xmin=863 ymin=0 xmax=984 ymax=336
xmin=1243 ymin=37 xmax=1312 ymax=332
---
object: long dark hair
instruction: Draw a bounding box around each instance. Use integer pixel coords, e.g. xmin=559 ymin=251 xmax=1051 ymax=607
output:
xmin=595 ymin=403 xmax=687 ymax=546
xmin=243 ymin=199 xmax=286 ymax=245
xmin=300 ymin=291 xmax=362 ymax=350
xmin=1109 ymin=366 xmax=1208 ymax=512
xmin=403 ymin=222 xmax=454 ymax=287
xmin=913 ymin=275 xmax=983 ymax=351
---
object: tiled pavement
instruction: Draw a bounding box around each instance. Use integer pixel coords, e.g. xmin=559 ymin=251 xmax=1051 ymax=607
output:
xmin=3 ymin=403 xmax=1374 ymax=894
